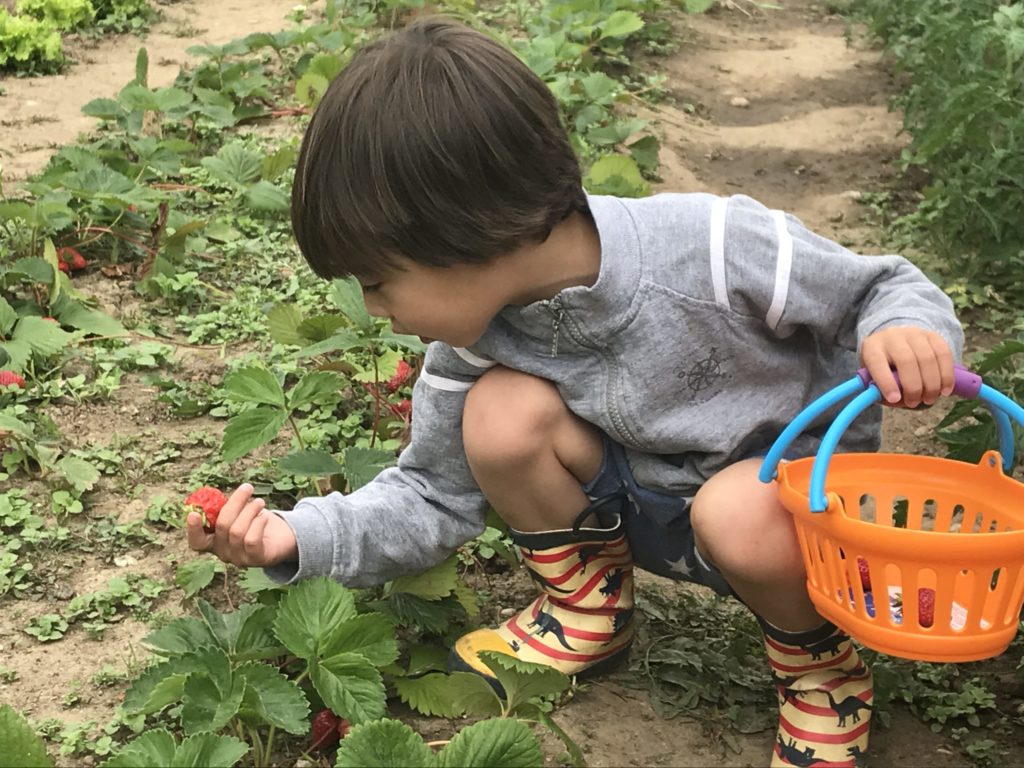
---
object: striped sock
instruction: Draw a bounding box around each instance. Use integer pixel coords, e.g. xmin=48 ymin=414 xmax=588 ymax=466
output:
xmin=763 ymin=621 xmax=873 ymax=767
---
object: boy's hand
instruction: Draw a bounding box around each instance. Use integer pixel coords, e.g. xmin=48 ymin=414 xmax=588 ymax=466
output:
xmin=860 ymin=326 xmax=955 ymax=408
xmin=186 ymin=484 xmax=298 ymax=567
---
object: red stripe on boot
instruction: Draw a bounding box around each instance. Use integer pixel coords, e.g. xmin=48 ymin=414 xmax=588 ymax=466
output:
xmin=547 ymin=601 xmax=620 ymax=617
xmin=779 ymin=713 xmax=871 ymax=744
xmin=769 ymin=645 xmax=853 ymax=674
xmin=561 ymin=561 xmax=632 ymax=605
xmin=505 ymin=619 xmax=629 ymax=663
xmin=523 ymin=537 xmax=628 ymax=564
xmin=785 ymin=689 xmax=872 ymax=718
xmin=774 ymin=743 xmax=854 ymax=768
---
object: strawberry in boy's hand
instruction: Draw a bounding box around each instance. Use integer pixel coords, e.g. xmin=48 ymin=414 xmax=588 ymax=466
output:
xmin=184 ymin=487 xmax=228 ymax=533
xmin=918 ymin=587 xmax=936 ymax=628
xmin=310 ymin=709 xmax=350 ymax=751
xmin=0 ymin=370 xmax=25 ymax=389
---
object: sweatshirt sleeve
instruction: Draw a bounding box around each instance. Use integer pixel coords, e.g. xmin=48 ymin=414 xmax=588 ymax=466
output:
xmin=262 ymin=342 xmax=495 ymax=588
xmin=713 ymin=194 xmax=964 ymax=358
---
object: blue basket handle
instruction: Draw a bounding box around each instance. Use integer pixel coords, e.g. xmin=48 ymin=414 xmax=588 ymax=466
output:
xmin=758 ymin=365 xmax=1024 ymax=512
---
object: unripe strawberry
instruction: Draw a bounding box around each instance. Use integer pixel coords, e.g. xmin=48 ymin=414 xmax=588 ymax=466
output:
xmin=184 ymin=486 xmax=229 ymax=533
xmin=0 ymin=370 xmax=26 ymax=389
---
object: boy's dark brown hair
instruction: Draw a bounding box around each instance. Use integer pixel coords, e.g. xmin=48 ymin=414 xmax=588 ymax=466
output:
xmin=291 ymin=17 xmax=587 ymax=280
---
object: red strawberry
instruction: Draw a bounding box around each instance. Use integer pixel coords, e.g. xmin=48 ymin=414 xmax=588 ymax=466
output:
xmin=184 ymin=487 xmax=229 ymax=533
xmin=58 ymin=260 xmax=71 ymax=274
xmin=856 ymin=557 xmax=871 ymax=591
xmin=385 ymin=360 xmax=412 ymax=393
xmin=393 ymin=398 xmax=411 ymax=417
xmin=310 ymin=709 xmax=342 ymax=751
xmin=0 ymin=370 xmax=25 ymax=389
xmin=918 ymin=587 xmax=935 ymax=628
xmin=338 ymin=718 xmax=350 ymax=739
xmin=57 ymin=247 xmax=88 ymax=271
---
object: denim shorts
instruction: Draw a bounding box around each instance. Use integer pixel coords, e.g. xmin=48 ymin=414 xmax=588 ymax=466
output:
xmin=580 ymin=437 xmax=735 ymax=597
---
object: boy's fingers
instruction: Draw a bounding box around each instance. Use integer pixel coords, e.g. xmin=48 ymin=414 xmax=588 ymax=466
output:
xmin=861 ymin=344 xmax=901 ymax=404
xmin=229 ymin=498 xmax=266 ymax=551
xmin=243 ymin=512 xmax=271 ymax=564
xmin=907 ymin=335 xmax=941 ymax=405
xmin=929 ymin=333 xmax=956 ymax=396
xmin=215 ymin=484 xmax=255 ymax=542
xmin=186 ymin=512 xmax=215 ymax=552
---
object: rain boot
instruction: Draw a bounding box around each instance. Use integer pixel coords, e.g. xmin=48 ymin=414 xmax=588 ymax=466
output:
xmin=764 ymin=620 xmax=873 ymax=767
xmin=449 ymin=493 xmax=634 ymax=682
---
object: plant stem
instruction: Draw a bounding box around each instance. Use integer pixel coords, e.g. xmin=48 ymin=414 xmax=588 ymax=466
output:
xmin=264 ymin=725 xmax=277 ymax=767
xmin=287 ymin=413 xmax=321 ymax=497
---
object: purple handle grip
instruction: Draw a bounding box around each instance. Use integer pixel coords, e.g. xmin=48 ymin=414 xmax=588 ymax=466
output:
xmin=855 ymin=363 xmax=981 ymax=399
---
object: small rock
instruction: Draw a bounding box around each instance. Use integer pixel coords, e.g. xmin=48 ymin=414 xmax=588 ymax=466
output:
xmin=794 ymin=164 xmax=807 ymax=175
xmin=294 ymin=759 xmax=315 ymax=768
xmin=841 ymin=190 xmax=864 ymax=201
xmin=114 ymin=555 xmax=137 ymax=568
xmin=729 ymin=96 xmax=750 ymax=108
xmin=82 ymin=757 xmax=95 ymax=767
xmin=499 ymin=608 xmax=516 ymax=617
xmin=914 ymin=426 xmax=930 ymax=437
xmin=828 ymin=212 xmax=844 ymax=223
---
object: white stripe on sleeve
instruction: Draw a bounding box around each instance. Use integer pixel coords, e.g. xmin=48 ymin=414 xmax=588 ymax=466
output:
xmin=765 ymin=210 xmax=793 ymax=332
xmin=710 ymin=197 xmax=730 ymax=309
xmin=453 ymin=347 xmax=497 ymax=369
xmin=420 ymin=370 xmax=475 ymax=392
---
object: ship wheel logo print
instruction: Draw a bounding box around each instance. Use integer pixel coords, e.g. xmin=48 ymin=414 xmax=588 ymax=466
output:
xmin=680 ymin=347 xmax=726 ymax=395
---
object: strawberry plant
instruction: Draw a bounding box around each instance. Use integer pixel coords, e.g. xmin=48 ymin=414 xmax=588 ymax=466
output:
xmin=0 ymin=9 xmax=63 ymax=74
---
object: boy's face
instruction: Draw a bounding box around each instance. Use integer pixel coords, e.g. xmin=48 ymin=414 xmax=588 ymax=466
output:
xmin=359 ymin=256 xmax=511 ymax=348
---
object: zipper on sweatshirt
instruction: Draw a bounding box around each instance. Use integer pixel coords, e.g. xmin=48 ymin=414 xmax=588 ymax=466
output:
xmin=549 ymin=297 xmax=564 ymax=357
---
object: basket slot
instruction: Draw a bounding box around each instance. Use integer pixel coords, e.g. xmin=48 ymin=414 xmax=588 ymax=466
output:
xmin=942 ymin=504 xmax=966 ymax=533
xmin=967 ymin=568 xmax=998 ymax=632
xmin=968 ymin=510 xmax=986 ymax=534
xmin=919 ymin=499 xmax=938 ymax=532
xmin=884 ymin=565 xmax=904 ymax=626
xmin=891 ymin=496 xmax=909 ymax=529
xmin=905 ymin=496 xmax=927 ymax=532
xmin=858 ymin=493 xmax=876 ymax=524
xmin=1004 ymin=566 xmax=1024 ymax=627
xmin=982 ymin=567 xmax=1015 ymax=631
xmin=902 ymin=568 xmax=933 ymax=629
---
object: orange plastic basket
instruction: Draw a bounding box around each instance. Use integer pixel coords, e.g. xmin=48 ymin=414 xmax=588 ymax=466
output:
xmin=759 ymin=366 xmax=1024 ymax=662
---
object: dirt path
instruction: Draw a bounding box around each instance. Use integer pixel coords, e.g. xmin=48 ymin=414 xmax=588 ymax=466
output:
xmin=545 ymin=4 xmax=967 ymax=767
xmin=0 ymin=0 xmax=298 ymax=187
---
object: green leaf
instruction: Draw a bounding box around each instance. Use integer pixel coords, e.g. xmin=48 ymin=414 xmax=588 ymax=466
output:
xmin=628 ymin=135 xmax=660 ymax=174
xmin=82 ymin=98 xmax=127 ymax=121
xmin=201 ymin=143 xmax=262 ymax=188
xmin=180 ymin=650 xmax=245 ymax=734
xmin=273 ymin=576 xmax=357 ymax=660
xmin=297 ymin=314 xmax=349 ymax=342
xmin=331 ymin=277 xmax=374 ymax=331
xmin=153 ymin=87 xmax=192 ymax=114
xmin=169 ymin=732 xmax=249 ymax=768
xmin=55 ymin=456 xmax=100 ymax=493
xmin=0 ymin=704 xmax=52 ymax=768
xmin=135 ymin=46 xmax=148 ymax=87
xmin=376 ymin=592 xmax=464 ymax=635
xmin=140 ymin=617 xmax=219 ymax=659
xmin=99 ymin=729 xmax=177 ymax=768
xmin=682 ymin=0 xmax=716 ymax=13
xmin=584 ymin=154 xmax=651 ymax=198
xmin=0 ymin=414 xmax=32 ymax=438
xmin=342 ymin=446 xmax=396 ymax=490
xmin=261 ymin=146 xmax=297 ymax=182
xmin=312 ymin=652 xmax=387 ymax=724
xmin=277 ymin=449 xmax=345 ymax=477
xmin=51 ymin=300 xmax=126 ymax=336
xmin=11 ymin=315 xmax=74 ymax=357
xmin=599 ymin=10 xmax=644 ymax=40
xmin=246 ymin=181 xmax=289 ymax=212
xmin=267 ymin=303 xmax=305 ymax=346
xmin=0 ymin=297 xmax=17 ymax=336
xmin=393 ymin=671 xmax=499 ymax=718
xmin=221 ymin=407 xmax=288 ymax=463
xmin=437 ymin=718 xmax=543 ymax=768
xmin=387 ymin=555 xmax=458 ymax=601
xmin=175 ymin=558 xmax=225 ymax=598
xmin=335 ymin=720 xmax=434 ymax=768
xmin=293 ymin=329 xmax=364 ymax=359
xmin=235 ymin=662 xmax=310 ymax=734
xmin=238 ymin=568 xmax=281 ymax=594
xmin=121 ymin=655 xmax=205 ymax=715
xmin=196 ymin=600 xmax=284 ymax=661
xmin=479 ymin=652 xmax=571 ymax=713
xmin=223 ymin=366 xmax=286 ymax=407
xmin=321 ymin=613 xmax=398 ymax=667
xmin=287 ymin=371 xmax=342 ymax=411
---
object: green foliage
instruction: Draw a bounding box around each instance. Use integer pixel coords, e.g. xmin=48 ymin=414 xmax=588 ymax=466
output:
xmin=16 ymin=0 xmax=95 ymax=31
xmin=0 ymin=704 xmax=53 ymax=768
xmin=854 ymin=0 xmax=1024 ymax=313
xmin=99 ymin=730 xmax=248 ymax=768
xmin=0 ymin=9 xmax=63 ymax=73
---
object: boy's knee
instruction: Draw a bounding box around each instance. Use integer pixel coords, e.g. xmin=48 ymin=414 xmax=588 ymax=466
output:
xmin=463 ymin=367 xmax=564 ymax=471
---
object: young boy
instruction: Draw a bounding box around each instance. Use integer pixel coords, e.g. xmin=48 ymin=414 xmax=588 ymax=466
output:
xmin=186 ymin=17 xmax=962 ymax=767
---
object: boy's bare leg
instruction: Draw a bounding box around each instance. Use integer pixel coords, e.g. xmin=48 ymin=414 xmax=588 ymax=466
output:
xmin=451 ymin=366 xmax=633 ymax=679
xmin=462 ymin=366 xmax=604 ymax=531
xmin=690 ymin=459 xmax=821 ymax=631
xmin=693 ymin=460 xmax=873 ymax=767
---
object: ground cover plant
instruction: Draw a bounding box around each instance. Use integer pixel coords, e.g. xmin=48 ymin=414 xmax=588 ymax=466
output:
xmin=1 ymin=0 xmax=1023 ymax=765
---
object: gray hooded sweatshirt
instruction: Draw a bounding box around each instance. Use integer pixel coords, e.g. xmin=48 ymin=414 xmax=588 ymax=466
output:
xmin=264 ymin=193 xmax=963 ymax=588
